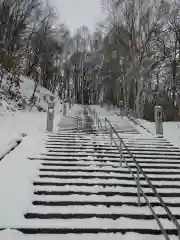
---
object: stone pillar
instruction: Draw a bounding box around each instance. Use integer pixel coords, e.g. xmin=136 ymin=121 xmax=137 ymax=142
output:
xmin=46 ymin=102 xmax=54 ymax=132
xmin=100 ymin=101 xmax=103 ymax=108
xmin=69 ymin=99 xmax=72 ymax=109
xmin=119 ymin=101 xmax=124 ymax=117
xmin=63 ymin=103 xmax=67 ymax=116
xmin=107 ymin=102 xmax=110 ymax=111
xmin=154 ymin=105 xmax=163 ymax=136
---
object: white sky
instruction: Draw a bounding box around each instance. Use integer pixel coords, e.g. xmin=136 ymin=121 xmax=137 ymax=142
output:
xmin=48 ymin=0 xmax=105 ymax=35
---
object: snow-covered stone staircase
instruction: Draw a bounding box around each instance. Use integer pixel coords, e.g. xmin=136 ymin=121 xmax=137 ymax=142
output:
xmin=17 ymin=130 xmax=180 ymax=239
xmin=8 ymin=107 xmax=179 ymax=239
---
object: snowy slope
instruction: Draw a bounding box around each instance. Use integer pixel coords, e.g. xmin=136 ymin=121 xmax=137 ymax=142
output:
xmin=19 ymin=75 xmax=54 ymax=112
xmin=0 ymin=73 xmax=54 ymax=113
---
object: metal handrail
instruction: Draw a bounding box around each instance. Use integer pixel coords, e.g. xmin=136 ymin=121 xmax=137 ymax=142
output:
xmin=91 ymin=107 xmax=180 ymax=240
xmin=76 ymin=116 xmax=81 ymax=130
xmin=92 ymin=108 xmax=103 ymax=129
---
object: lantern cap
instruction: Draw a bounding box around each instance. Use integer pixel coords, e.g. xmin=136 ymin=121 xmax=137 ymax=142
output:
xmin=48 ymin=102 xmax=54 ymax=108
xmin=154 ymin=105 xmax=162 ymax=110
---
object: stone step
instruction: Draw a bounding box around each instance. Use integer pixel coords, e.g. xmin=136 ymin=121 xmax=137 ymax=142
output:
xmin=13 ymin=227 xmax=178 ymax=236
xmin=34 ymin=177 xmax=180 ymax=187
xmin=33 ymin=183 xmax=180 ymax=194
xmin=0 ymin=232 xmax=169 ymax=240
xmin=39 ymin=168 xmax=180 ymax=175
xmin=45 ymin=146 xmax=180 ymax=153
xmin=42 ymin=152 xmax=180 ymax=159
xmin=47 ymin=135 xmax=166 ymax=141
xmin=41 ymin=161 xmax=180 ymax=167
xmin=46 ymin=148 xmax=180 ymax=157
xmin=46 ymin=143 xmax=179 ymax=150
xmin=27 ymin=205 xmax=180 ymax=216
xmin=46 ymin=140 xmax=110 ymax=144
xmin=33 ymin=181 xmax=180 ymax=189
xmin=24 ymin=212 xmax=180 ymax=220
xmin=33 ymin=157 xmax=180 ymax=166
xmin=32 ymin=199 xmax=180 ymax=208
xmin=33 ymin=192 xmax=180 ymax=204
xmin=124 ymin=142 xmax=174 ymax=147
xmin=38 ymin=173 xmax=180 ymax=182
xmin=34 ymin=189 xmax=180 ymax=198
xmin=45 ymin=144 xmax=180 ymax=151
xmin=46 ymin=138 xmax=171 ymax=145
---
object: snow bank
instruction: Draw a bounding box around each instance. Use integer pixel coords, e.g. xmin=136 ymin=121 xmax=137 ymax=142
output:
xmin=0 ymin=134 xmax=23 ymax=160
xmin=0 ymin=73 xmax=55 ymax=114
xmin=0 ymin=230 xmax=176 ymax=240
xmin=93 ymin=104 xmax=180 ymax=147
xmin=19 ymin=75 xmax=54 ymax=112
xmin=139 ymin=119 xmax=180 ymax=148
xmin=0 ymin=131 xmax=46 ymax=227
xmin=19 ymin=75 xmax=53 ymax=100
xmin=0 ymin=229 xmax=23 ymax=240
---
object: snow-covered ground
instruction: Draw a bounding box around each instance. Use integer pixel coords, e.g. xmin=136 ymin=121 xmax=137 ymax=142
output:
xmin=0 ymin=100 xmax=62 ymax=159
xmin=0 ymin=103 xmax=81 ymax=232
xmin=0 ymin=107 xmax=59 ymax=227
xmin=139 ymin=119 xmax=180 ymax=148
xmin=0 ymin=71 xmax=64 ymax=159
xmin=0 ymin=73 xmax=55 ymax=113
xmin=93 ymin=104 xmax=180 ymax=148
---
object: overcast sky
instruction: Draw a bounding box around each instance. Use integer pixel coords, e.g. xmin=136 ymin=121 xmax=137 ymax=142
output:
xmin=49 ymin=0 xmax=104 ymax=35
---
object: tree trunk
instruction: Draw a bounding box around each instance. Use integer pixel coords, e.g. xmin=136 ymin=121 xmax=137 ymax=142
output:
xmin=135 ymin=79 xmax=143 ymax=118
xmin=0 ymin=70 xmax=4 ymax=87
xmin=172 ymin=59 xmax=176 ymax=106
xmin=30 ymin=74 xmax=39 ymax=103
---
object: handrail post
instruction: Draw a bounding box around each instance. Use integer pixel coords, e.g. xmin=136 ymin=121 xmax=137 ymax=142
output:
xmin=105 ymin=118 xmax=106 ymax=131
xmin=119 ymin=141 xmax=122 ymax=167
xmin=93 ymin=109 xmax=95 ymax=120
xmin=100 ymin=118 xmax=102 ymax=130
xmin=178 ymin=228 xmax=180 ymax=240
xmin=110 ymin=125 xmax=112 ymax=146
xmin=76 ymin=116 xmax=79 ymax=130
xmin=137 ymin=165 xmax=141 ymax=207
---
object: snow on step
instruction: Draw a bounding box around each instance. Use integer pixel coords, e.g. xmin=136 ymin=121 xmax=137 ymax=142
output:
xmin=34 ymin=184 xmax=180 ymax=194
xmin=34 ymin=177 xmax=180 ymax=187
xmin=46 ymin=141 xmax=109 ymax=146
xmin=40 ymin=159 xmax=180 ymax=165
xmin=4 ymin=217 xmax=175 ymax=230
xmin=0 ymin=232 xmax=174 ymax=240
xmin=39 ymin=168 xmax=180 ymax=176
xmin=33 ymin=194 xmax=180 ymax=204
xmin=42 ymin=152 xmax=180 ymax=159
xmin=41 ymin=156 xmax=180 ymax=164
xmin=45 ymin=144 xmax=117 ymax=149
xmin=39 ymin=165 xmax=180 ymax=173
xmin=38 ymin=170 xmax=180 ymax=179
xmin=27 ymin=205 xmax=180 ymax=216
xmin=41 ymin=160 xmax=121 ymax=166
xmin=46 ymin=148 xmax=180 ymax=155
xmin=46 ymin=148 xmax=180 ymax=156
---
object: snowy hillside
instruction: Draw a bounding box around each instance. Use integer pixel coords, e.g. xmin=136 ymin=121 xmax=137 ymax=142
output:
xmin=0 ymin=73 xmax=54 ymax=113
